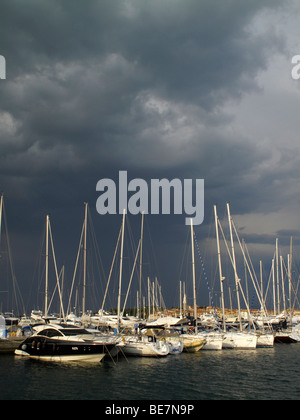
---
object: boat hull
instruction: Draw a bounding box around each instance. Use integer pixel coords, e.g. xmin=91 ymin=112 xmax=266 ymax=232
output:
xmin=167 ymin=340 xmax=184 ymax=355
xmin=15 ymin=349 xmax=106 ymax=363
xmin=202 ymin=334 xmax=223 ymax=351
xmin=222 ymin=332 xmax=257 ymax=350
xmin=274 ymin=331 xmax=297 ymax=344
xmin=290 ymin=325 xmax=300 ymax=342
xmin=181 ymin=336 xmax=206 ymax=353
xmin=123 ymin=337 xmax=169 ymax=357
xmin=256 ymin=333 xmax=274 ymax=348
xmin=0 ymin=337 xmax=25 ymax=354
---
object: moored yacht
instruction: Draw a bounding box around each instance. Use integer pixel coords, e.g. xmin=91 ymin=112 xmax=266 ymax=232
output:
xmin=15 ymin=323 xmax=120 ymax=363
xmin=122 ymin=330 xmax=170 ymax=357
xmin=142 ymin=327 xmax=184 ymax=355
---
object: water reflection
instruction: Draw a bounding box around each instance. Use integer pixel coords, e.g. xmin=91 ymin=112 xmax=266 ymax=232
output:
xmin=0 ymin=345 xmax=299 ymax=400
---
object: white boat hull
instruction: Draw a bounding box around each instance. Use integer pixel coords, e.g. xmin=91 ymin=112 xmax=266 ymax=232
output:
xmin=15 ymin=349 xmax=106 ymax=363
xmin=123 ymin=337 xmax=169 ymax=357
xmin=256 ymin=333 xmax=274 ymax=348
xmin=201 ymin=333 xmax=223 ymax=351
xmin=290 ymin=325 xmax=300 ymax=342
xmin=223 ymin=332 xmax=257 ymax=349
xmin=167 ymin=340 xmax=184 ymax=355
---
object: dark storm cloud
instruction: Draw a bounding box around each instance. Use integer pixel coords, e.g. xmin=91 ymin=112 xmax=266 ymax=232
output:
xmin=0 ymin=0 xmax=286 ymax=177
xmin=0 ymin=0 xmax=297 ymax=309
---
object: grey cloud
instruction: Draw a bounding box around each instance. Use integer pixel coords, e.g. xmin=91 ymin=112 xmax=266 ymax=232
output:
xmin=0 ymin=0 xmax=298 ymax=310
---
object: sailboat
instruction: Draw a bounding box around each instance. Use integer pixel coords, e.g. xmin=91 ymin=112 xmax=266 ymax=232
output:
xmin=122 ymin=330 xmax=170 ymax=357
xmin=179 ymin=220 xmax=207 ymax=353
xmin=40 ymin=214 xmax=65 ymax=323
xmin=101 ymin=211 xmax=169 ymax=357
xmin=214 ymin=204 xmax=257 ymax=350
xmin=0 ymin=194 xmax=26 ymax=353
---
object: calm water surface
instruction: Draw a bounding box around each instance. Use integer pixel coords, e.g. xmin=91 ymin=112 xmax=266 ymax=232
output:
xmin=0 ymin=344 xmax=299 ymax=400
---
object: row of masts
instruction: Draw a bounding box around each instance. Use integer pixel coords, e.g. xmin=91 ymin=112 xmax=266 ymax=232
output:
xmin=115 ymin=211 xmax=165 ymax=331
xmin=178 ymin=203 xmax=296 ymax=334
xmin=0 ymin=192 xmax=298 ymax=323
xmin=213 ymin=203 xmax=296 ymax=330
xmin=0 ymin=193 xmax=25 ymax=315
xmin=42 ymin=205 xmax=165 ymax=330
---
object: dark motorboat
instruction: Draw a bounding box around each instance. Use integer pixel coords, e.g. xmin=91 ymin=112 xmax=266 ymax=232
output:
xmin=15 ymin=323 xmax=120 ymax=363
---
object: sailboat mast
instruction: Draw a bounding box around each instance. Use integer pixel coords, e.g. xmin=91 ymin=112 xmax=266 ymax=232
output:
xmin=276 ymin=238 xmax=280 ymax=314
xmin=260 ymin=260 xmax=264 ymax=313
xmin=0 ymin=194 xmax=3 ymax=246
xmin=179 ymin=280 xmax=182 ymax=318
xmin=190 ymin=219 xmax=197 ymax=330
xmin=183 ymin=282 xmax=187 ymax=316
xmin=280 ymin=256 xmax=286 ymax=313
xmin=82 ymin=202 xmax=88 ymax=316
xmin=117 ymin=210 xmax=125 ymax=333
xmin=45 ymin=215 xmax=50 ymax=318
xmin=227 ymin=203 xmax=242 ymax=331
xmin=214 ymin=205 xmax=226 ymax=332
xmin=289 ymin=236 xmax=293 ymax=323
xmin=272 ymin=258 xmax=276 ymax=316
xmin=148 ymin=277 xmax=151 ymax=319
xmin=138 ymin=212 xmax=144 ymax=318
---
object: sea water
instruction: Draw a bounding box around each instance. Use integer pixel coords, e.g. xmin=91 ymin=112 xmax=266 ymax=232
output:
xmin=0 ymin=344 xmax=299 ymax=400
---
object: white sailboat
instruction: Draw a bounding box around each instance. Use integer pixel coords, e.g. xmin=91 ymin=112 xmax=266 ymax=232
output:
xmin=107 ymin=212 xmax=170 ymax=357
xmin=42 ymin=214 xmax=65 ymax=322
xmin=142 ymin=327 xmax=184 ymax=355
xmin=214 ymin=204 xmax=257 ymax=350
xmin=179 ymin=220 xmax=206 ymax=353
xmin=122 ymin=332 xmax=170 ymax=357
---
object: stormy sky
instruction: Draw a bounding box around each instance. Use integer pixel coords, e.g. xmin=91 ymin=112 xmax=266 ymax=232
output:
xmin=1 ymin=0 xmax=300 ymax=315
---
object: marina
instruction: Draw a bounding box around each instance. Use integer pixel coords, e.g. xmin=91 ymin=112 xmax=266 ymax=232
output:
xmin=0 ymin=194 xmax=300 ymax=400
xmin=2 ymin=0 xmax=300 ymax=403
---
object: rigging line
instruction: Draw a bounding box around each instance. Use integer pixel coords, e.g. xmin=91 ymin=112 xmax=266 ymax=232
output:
xmin=144 ymin=216 xmax=161 ymax=280
xmin=122 ymin=239 xmax=141 ymax=315
xmin=2 ymin=198 xmax=26 ymax=315
xmin=193 ymin=230 xmax=221 ymax=331
xmin=87 ymin=206 xmax=108 ymax=294
xmin=175 ymin=228 xmax=190 ymax=307
xmin=48 ymin=219 xmax=65 ymax=320
xmin=101 ymin=221 xmax=122 ymax=313
xmin=67 ymin=220 xmax=85 ymax=316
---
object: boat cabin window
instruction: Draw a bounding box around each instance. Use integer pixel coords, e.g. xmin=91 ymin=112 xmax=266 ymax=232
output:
xmin=37 ymin=329 xmax=64 ymax=338
xmin=61 ymin=329 xmax=90 ymax=336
